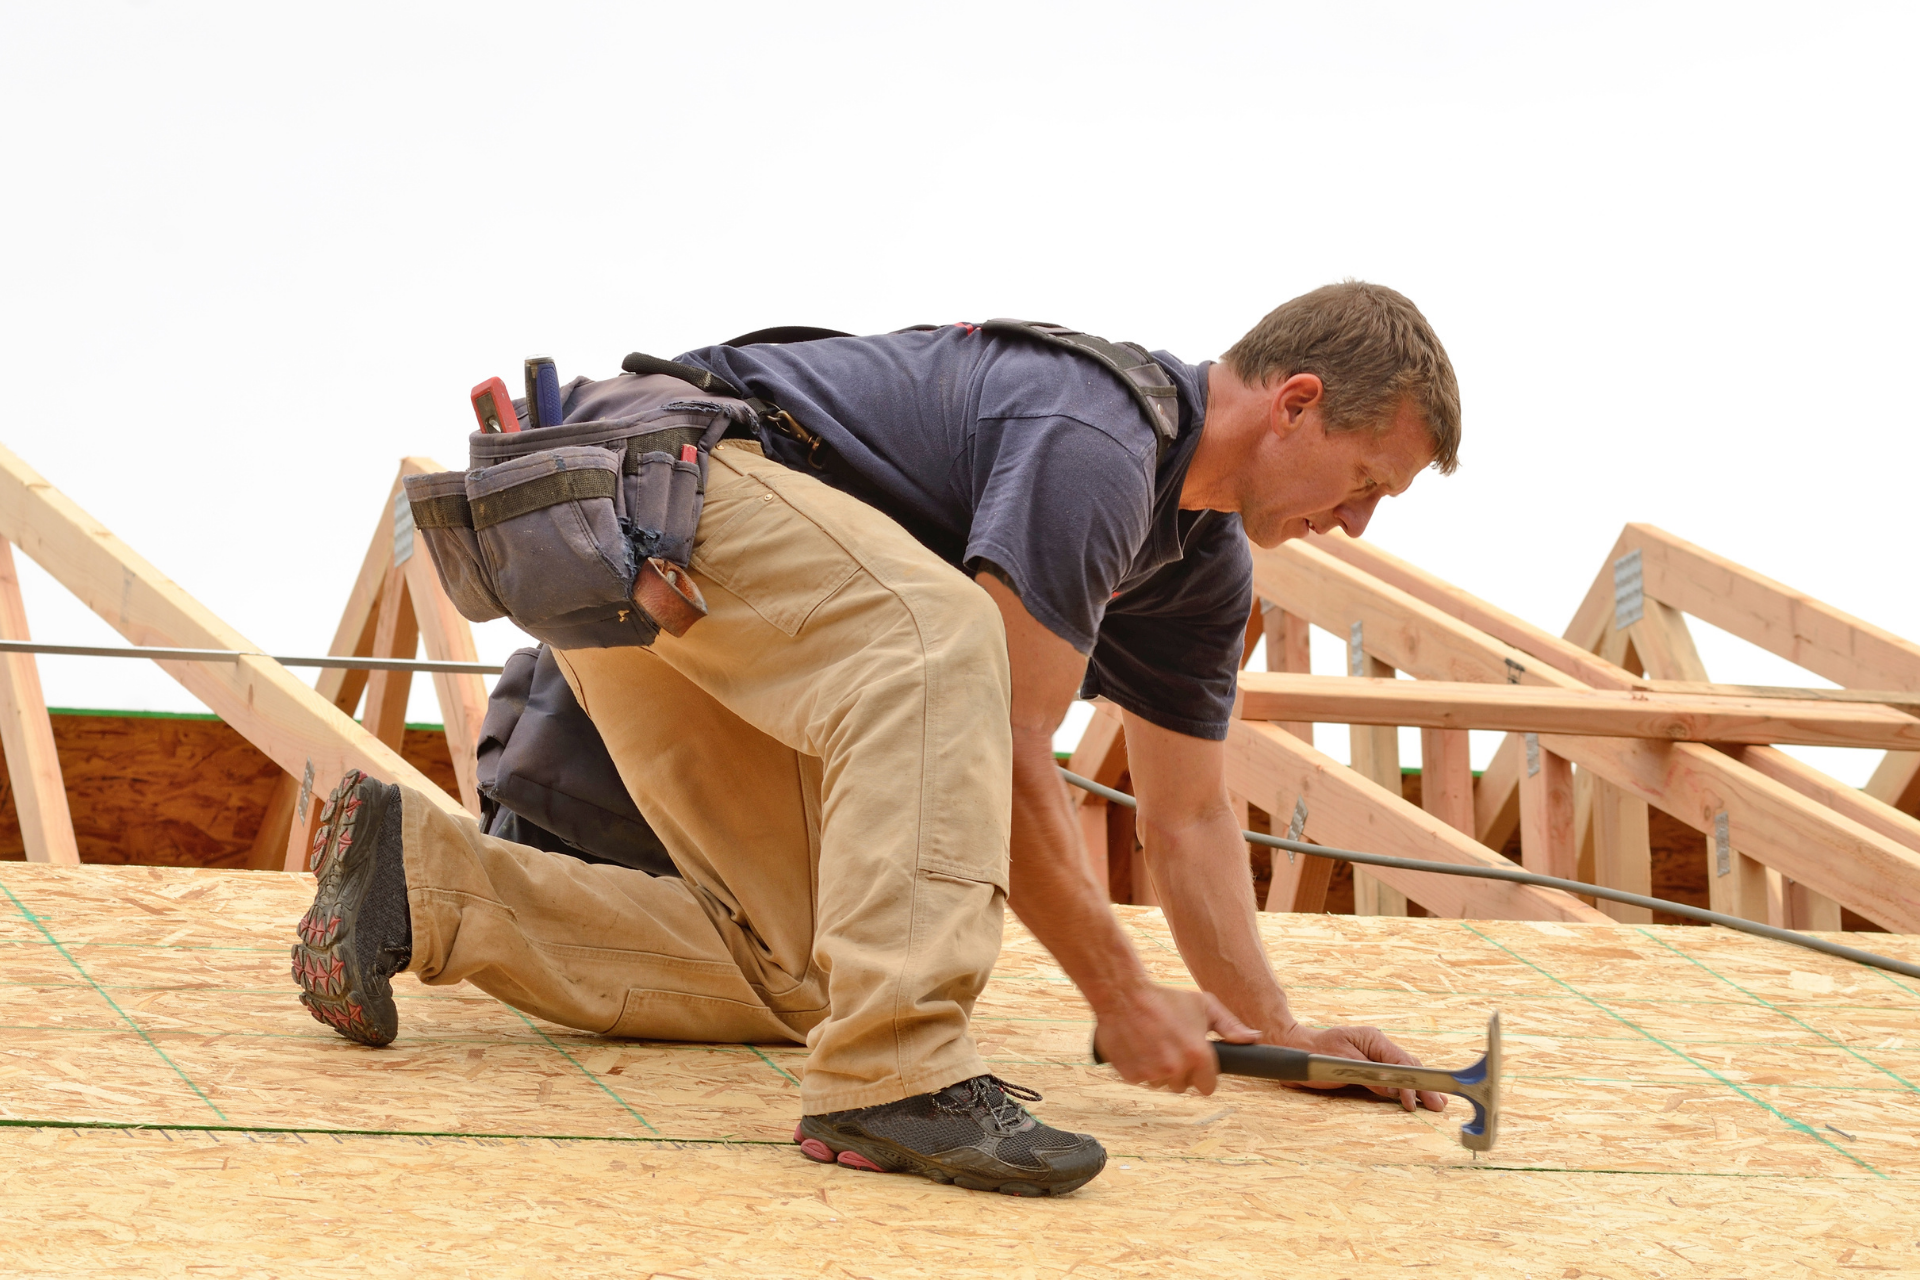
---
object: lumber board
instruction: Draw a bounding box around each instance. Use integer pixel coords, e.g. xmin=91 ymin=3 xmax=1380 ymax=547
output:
xmin=0 ymin=538 xmax=77 ymax=864
xmin=1312 ymin=530 xmax=1629 ymax=687
xmin=1259 ymin=600 xmax=1313 ymax=741
xmin=1066 ymin=703 xmax=1129 ymax=896
xmin=2 ymin=863 xmax=1916 ymax=1277
xmin=1418 ymin=726 xmax=1473 ymax=836
xmin=1627 ymin=606 xmax=1849 ymax=931
xmin=1255 ymin=539 xmax=1920 ymax=932
xmin=1236 ymin=671 xmax=1920 ymax=748
xmin=1345 ymin=653 xmax=1407 ymax=916
xmin=1592 ymin=777 xmax=1653 ymax=924
xmin=1473 ymin=730 xmax=1521 ymax=850
xmin=1621 ymin=523 xmax=1920 ymax=692
xmin=1867 ymin=749 xmax=1920 ymax=817
xmin=250 ymin=485 xmax=402 ymax=867
xmin=1517 ymin=738 xmax=1576 ymax=882
xmin=0 ymin=444 xmax=462 ymax=820
xmin=359 ymin=564 xmax=418 ymax=750
xmin=399 ymin=458 xmax=487 ymax=815
xmin=1224 ymin=719 xmax=1606 ymax=923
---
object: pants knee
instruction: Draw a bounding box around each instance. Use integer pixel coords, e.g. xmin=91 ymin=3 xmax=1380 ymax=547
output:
xmin=923 ymin=576 xmax=1011 ymax=697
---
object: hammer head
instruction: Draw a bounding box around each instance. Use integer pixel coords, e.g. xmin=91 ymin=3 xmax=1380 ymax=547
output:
xmin=1451 ymin=1011 xmax=1502 ymax=1152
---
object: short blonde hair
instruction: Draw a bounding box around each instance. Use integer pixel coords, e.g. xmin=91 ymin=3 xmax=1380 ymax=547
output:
xmin=1223 ymin=281 xmax=1460 ymax=474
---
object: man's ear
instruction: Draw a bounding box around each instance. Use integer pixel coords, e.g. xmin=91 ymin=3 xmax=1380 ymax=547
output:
xmin=1269 ymin=373 xmax=1325 ymax=438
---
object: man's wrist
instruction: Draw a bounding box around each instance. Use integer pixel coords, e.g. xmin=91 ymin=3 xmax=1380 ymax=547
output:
xmin=1081 ymin=968 xmax=1160 ymax=1020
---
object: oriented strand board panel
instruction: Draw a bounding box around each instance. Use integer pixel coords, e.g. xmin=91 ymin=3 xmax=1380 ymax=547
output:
xmin=0 ymin=713 xmax=460 ymax=866
xmin=3 ymin=864 xmax=1919 ymax=1277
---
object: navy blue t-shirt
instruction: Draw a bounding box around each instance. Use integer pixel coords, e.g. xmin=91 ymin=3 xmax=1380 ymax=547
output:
xmin=677 ymin=327 xmax=1252 ymax=741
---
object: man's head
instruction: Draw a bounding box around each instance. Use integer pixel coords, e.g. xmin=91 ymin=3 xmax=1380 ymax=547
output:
xmin=1192 ymin=281 xmax=1460 ymax=546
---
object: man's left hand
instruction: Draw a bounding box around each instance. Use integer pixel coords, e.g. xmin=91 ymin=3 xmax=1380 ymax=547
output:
xmin=1273 ymin=1022 xmax=1448 ymax=1113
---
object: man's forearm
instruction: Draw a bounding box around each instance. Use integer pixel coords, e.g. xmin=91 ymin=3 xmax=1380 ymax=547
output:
xmin=1136 ymin=802 xmax=1297 ymax=1038
xmin=1003 ymin=731 xmax=1155 ymax=1014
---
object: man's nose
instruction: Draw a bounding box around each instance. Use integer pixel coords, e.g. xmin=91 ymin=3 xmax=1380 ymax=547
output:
xmin=1336 ymin=494 xmax=1385 ymax=538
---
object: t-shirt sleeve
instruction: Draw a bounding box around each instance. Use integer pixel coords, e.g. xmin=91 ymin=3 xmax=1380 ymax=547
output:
xmin=1078 ymin=512 xmax=1253 ymax=741
xmin=963 ymin=415 xmax=1156 ymax=654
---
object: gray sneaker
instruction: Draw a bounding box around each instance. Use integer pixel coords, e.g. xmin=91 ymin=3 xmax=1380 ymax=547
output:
xmin=795 ymin=1075 xmax=1107 ymax=1197
xmin=290 ymin=771 xmax=411 ymax=1047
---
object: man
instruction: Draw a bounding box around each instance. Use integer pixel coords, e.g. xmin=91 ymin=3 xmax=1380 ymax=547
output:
xmin=290 ymin=281 xmax=1460 ymax=1198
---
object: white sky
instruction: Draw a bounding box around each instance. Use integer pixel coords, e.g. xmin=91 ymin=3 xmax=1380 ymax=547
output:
xmin=1 ymin=2 xmax=1913 ymax=785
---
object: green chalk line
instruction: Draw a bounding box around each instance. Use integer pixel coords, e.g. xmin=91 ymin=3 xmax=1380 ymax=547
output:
xmin=1459 ymin=921 xmax=1884 ymax=1179
xmin=0 ymin=872 xmax=226 ymax=1122
xmin=506 ymin=1006 xmax=661 ymax=1136
xmin=1636 ymin=927 xmax=1919 ymax=1096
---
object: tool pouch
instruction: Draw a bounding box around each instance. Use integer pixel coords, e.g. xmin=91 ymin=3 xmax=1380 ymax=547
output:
xmin=403 ymin=371 xmax=750 ymax=650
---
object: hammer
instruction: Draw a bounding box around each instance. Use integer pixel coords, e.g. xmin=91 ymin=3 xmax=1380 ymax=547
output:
xmin=1094 ymin=1011 xmax=1502 ymax=1152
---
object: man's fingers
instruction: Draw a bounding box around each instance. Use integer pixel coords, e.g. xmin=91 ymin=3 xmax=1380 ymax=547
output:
xmin=1204 ymin=993 xmax=1261 ymax=1044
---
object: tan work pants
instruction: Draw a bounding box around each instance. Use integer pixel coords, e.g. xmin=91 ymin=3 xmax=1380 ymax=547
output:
xmin=399 ymin=441 xmax=1013 ymax=1112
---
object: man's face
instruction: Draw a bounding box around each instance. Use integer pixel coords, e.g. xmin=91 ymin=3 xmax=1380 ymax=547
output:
xmin=1239 ymin=395 xmax=1436 ymax=548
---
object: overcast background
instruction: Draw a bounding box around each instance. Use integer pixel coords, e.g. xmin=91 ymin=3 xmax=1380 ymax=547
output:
xmin=1 ymin=2 xmax=1912 ymax=784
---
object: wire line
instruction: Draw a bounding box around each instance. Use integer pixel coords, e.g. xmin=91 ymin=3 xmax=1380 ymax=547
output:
xmin=1057 ymin=766 xmax=1920 ymax=982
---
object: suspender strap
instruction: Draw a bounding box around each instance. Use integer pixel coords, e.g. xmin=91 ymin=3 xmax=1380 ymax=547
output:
xmin=620 ymin=352 xmax=745 ymax=398
xmin=978 ymin=319 xmax=1182 ymax=456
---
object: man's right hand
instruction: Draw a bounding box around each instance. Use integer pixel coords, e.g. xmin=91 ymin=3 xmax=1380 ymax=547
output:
xmin=1092 ymin=985 xmax=1261 ymax=1096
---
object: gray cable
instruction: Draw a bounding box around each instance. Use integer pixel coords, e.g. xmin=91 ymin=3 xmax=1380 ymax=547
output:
xmin=1058 ymin=766 xmax=1920 ymax=983
xmin=0 ymin=638 xmax=502 ymax=675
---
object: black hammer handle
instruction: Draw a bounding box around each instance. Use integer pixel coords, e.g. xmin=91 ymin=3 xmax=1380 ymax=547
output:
xmin=1090 ymin=1037 xmax=1311 ymax=1081
xmin=1213 ymin=1042 xmax=1312 ymax=1082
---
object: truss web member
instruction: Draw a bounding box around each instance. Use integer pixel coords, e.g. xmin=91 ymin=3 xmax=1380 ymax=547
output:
xmin=290 ymin=281 xmax=1462 ymax=1197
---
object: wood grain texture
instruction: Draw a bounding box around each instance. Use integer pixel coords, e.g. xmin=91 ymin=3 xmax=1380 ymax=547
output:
xmin=0 ymin=444 xmax=461 ymax=816
xmin=1224 ymin=719 xmax=1607 ymax=923
xmin=1418 ymin=727 xmax=1473 ymax=836
xmin=359 ymin=564 xmax=419 ymax=750
xmin=400 ymin=457 xmax=488 ymax=817
xmin=1622 ymin=522 xmax=1920 ymax=692
xmin=1259 ymin=600 xmax=1314 ymax=742
xmin=0 ymin=713 xmax=460 ymax=866
xmin=1237 ymin=671 xmax=1920 ymax=749
xmin=1518 ymin=741 xmax=1577 ymax=882
xmin=1254 ymin=539 xmax=1920 ymax=932
xmin=1 ymin=862 xmax=1916 ymax=1277
xmin=0 ymin=537 xmax=77 ymax=864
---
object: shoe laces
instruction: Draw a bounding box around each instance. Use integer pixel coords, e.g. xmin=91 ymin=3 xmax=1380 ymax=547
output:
xmin=934 ymin=1075 xmax=1042 ymax=1135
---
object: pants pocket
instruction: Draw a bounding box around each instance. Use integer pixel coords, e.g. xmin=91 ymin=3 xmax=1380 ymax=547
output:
xmin=605 ymin=987 xmax=797 ymax=1044
xmin=692 ymin=461 xmax=859 ymax=637
xmin=404 ymin=470 xmax=508 ymax=621
xmin=468 ymin=447 xmax=657 ymax=649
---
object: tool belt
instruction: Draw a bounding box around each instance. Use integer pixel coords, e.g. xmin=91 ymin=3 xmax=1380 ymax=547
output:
xmin=405 ymin=319 xmax=1178 ymax=651
xmin=402 ymin=370 xmax=753 ymax=650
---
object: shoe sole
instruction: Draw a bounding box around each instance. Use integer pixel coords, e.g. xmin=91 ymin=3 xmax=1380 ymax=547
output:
xmin=792 ymin=1121 xmax=1101 ymax=1197
xmin=290 ymin=772 xmax=399 ymax=1048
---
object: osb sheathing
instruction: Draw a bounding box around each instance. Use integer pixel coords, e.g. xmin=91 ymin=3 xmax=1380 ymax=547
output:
xmin=0 ymin=715 xmax=461 ymax=867
xmin=3 ymin=862 xmax=1918 ymax=1277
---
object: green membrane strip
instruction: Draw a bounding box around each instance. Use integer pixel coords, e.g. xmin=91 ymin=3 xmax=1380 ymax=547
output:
xmin=1459 ymin=922 xmax=1884 ymax=1179
xmin=0 ymin=872 xmax=226 ymax=1122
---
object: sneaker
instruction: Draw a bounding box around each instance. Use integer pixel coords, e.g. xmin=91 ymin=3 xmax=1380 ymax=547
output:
xmin=794 ymin=1075 xmax=1106 ymax=1197
xmin=290 ymin=771 xmax=412 ymax=1047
